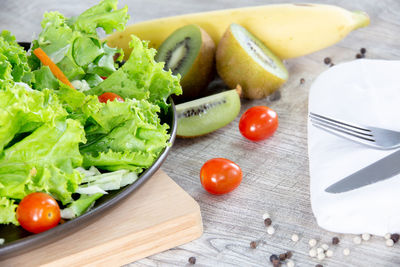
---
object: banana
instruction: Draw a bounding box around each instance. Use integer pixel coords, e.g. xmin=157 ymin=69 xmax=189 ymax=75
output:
xmin=106 ymin=3 xmax=369 ymax=59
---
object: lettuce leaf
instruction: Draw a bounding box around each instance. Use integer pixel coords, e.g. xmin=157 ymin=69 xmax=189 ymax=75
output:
xmin=82 ymin=150 xmax=150 ymax=172
xmin=53 ymin=83 xmax=99 ymax=124
xmin=76 ymin=168 xmax=138 ymax=194
xmin=0 ymin=83 xmax=67 ymax=152
xmin=0 ymin=81 xmax=87 ymax=225
xmin=79 ymin=98 xmax=170 ymax=171
xmin=3 ymin=119 xmax=85 ymax=170
xmin=0 ymin=119 xmax=86 ymax=204
xmin=29 ymin=0 xmax=180 ymax=110
xmin=69 ymin=0 xmax=129 ymax=35
xmin=0 ymin=31 xmax=33 ymax=89
xmin=0 ymin=0 xmax=177 ymax=226
xmin=0 ymin=197 xmax=19 ymax=225
xmin=87 ymin=36 xmax=182 ymax=110
xmin=60 ymin=193 xmax=103 ymax=219
xmin=50 ymin=85 xmax=170 ymax=173
xmin=60 ymin=164 xmax=139 ymax=220
xmin=32 ymin=66 xmax=59 ymax=90
xmin=29 ymin=0 xmax=127 ymax=85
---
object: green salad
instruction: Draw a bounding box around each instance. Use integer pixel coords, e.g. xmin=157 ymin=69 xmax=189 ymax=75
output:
xmin=0 ymin=0 xmax=181 ymax=228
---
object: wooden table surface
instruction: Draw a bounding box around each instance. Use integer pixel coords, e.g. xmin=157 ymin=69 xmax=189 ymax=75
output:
xmin=1 ymin=0 xmax=400 ymax=266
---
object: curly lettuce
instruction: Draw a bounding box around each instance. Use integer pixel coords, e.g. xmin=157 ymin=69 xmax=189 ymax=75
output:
xmin=80 ymin=98 xmax=170 ymax=171
xmin=0 ymin=0 xmax=178 ymax=226
xmin=0 ymin=84 xmax=86 ymax=224
xmin=69 ymin=0 xmax=129 ymax=35
xmin=0 ymin=197 xmax=19 ymax=225
xmin=29 ymin=1 xmax=181 ymax=110
xmin=29 ymin=0 xmax=128 ymax=86
xmin=0 ymin=118 xmax=86 ymax=204
xmin=0 ymin=31 xmax=33 ymax=89
xmin=0 ymin=83 xmax=67 ymax=152
xmin=50 ymin=84 xmax=170 ymax=172
xmin=0 ymin=83 xmax=89 ymax=224
xmin=87 ymin=36 xmax=182 ymax=110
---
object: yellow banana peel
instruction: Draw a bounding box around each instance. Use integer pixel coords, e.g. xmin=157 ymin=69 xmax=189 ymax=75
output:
xmin=106 ymin=3 xmax=369 ymax=59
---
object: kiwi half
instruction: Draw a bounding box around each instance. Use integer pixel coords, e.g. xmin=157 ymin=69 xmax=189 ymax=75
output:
xmin=216 ymin=23 xmax=288 ymax=99
xmin=155 ymin=24 xmax=215 ymax=102
xmin=176 ymin=87 xmax=241 ymax=137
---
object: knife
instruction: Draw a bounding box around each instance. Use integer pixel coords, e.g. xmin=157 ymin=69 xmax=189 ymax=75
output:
xmin=325 ymin=149 xmax=400 ymax=193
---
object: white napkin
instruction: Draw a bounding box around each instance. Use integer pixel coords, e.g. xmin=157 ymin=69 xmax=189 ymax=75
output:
xmin=308 ymin=59 xmax=400 ymax=236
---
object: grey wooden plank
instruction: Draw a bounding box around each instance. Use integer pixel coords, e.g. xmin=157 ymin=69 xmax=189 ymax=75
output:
xmin=1 ymin=0 xmax=400 ymax=266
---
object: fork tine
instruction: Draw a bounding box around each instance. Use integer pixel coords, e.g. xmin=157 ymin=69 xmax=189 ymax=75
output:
xmin=309 ymin=112 xmax=371 ymax=133
xmin=311 ymin=119 xmax=376 ymax=143
xmin=309 ymin=115 xmax=373 ymax=138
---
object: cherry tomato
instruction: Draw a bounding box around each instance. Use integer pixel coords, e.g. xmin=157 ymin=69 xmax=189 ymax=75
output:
xmin=200 ymin=158 xmax=242 ymax=195
xmin=239 ymin=106 xmax=278 ymax=141
xmin=16 ymin=192 xmax=61 ymax=234
xmin=98 ymin=92 xmax=124 ymax=103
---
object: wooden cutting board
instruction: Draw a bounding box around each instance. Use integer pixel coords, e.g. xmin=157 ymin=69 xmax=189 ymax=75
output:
xmin=1 ymin=170 xmax=203 ymax=267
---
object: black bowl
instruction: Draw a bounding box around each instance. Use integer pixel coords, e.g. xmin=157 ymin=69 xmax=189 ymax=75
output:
xmin=0 ymin=98 xmax=177 ymax=259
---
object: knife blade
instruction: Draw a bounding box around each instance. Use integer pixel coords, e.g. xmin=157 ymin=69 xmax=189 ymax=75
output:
xmin=325 ymin=149 xmax=400 ymax=193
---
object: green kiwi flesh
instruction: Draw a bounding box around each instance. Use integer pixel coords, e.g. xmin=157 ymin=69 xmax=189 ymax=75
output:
xmin=156 ymin=24 xmax=215 ymax=102
xmin=156 ymin=25 xmax=201 ymax=77
xmin=233 ymin=24 xmax=287 ymax=78
xmin=216 ymin=23 xmax=288 ymax=99
xmin=176 ymin=88 xmax=241 ymax=137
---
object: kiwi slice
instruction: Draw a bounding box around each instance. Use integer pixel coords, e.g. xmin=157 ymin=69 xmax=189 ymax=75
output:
xmin=155 ymin=24 xmax=215 ymax=102
xmin=216 ymin=23 xmax=288 ymax=99
xmin=176 ymin=87 xmax=241 ymax=137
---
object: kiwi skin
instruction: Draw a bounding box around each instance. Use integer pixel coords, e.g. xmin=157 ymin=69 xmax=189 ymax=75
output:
xmin=177 ymin=27 xmax=216 ymax=103
xmin=216 ymin=25 xmax=288 ymax=99
xmin=176 ymin=85 xmax=242 ymax=138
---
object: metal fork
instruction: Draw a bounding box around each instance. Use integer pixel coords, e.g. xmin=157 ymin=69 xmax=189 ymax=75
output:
xmin=309 ymin=112 xmax=400 ymax=150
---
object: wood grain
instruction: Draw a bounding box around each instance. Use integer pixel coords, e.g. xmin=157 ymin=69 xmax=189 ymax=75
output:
xmin=0 ymin=170 xmax=202 ymax=267
xmin=1 ymin=0 xmax=400 ymax=266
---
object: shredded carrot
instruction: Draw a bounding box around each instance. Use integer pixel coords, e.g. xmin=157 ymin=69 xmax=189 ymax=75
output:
xmin=33 ymin=48 xmax=75 ymax=89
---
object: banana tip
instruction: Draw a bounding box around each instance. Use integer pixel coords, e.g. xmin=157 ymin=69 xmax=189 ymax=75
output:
xmin=352 ymin=11 xmax=370 ymax=29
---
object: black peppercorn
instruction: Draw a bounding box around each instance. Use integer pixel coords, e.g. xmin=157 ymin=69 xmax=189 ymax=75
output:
xmin=360 ymin=48 xmax=367 ymax=54
xmin=391 ymin=233 xmax=400 ymax=243
xmin=316 ymin=264 xmax=323 ymax=267
xmin=250 ymin=241 xmax=257 ymax=249
xmin=279 ymin=253 xmax=287 ymax=261
xmin=269 ymin=254 xmax=279 ymax=262
xmin=332 ymin=236 xmax=340 ymax=245
xmin=286 ymin=251 xmax=293 ymax=259
xmin=356 ymin=53 xmax=364 ymax=59
xmin=300 ymin=78 xmax=305 ymax=84
xmin=188 ymin=256 xmax=196 ymax=264
xmin=264 ymin=218 xmax=272 ymax=226
xmin=324 ymin=57 xmax=332 ymax=65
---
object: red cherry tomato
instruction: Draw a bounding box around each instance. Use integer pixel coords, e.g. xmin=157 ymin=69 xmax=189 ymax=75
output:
xmin=16 ymin=192 xmax=61 ymax=234
xmin=239 ymin=106 xmax=278 ymax=141
xmin=98 ymin=92 xmax=124 ymax=103
xmin=200 ymin=158 xmax=242 ymax=195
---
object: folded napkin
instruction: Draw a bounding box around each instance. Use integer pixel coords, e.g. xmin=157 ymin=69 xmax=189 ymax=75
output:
xmin=308 ymin=59 xmax=400 ymax=236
